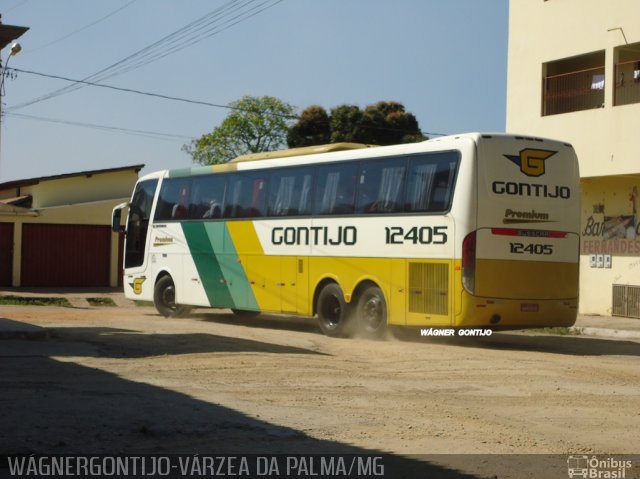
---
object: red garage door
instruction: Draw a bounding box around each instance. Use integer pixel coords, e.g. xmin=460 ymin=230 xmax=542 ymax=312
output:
xmin=21 ymin=224 xmax=111 ymax=287
xmin=0 ymin=222 xmax=13 ymax=286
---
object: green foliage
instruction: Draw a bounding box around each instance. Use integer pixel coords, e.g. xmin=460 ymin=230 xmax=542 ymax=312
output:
xmin=86 ymin=297 xmax=117 ymax=307
xmin=329 ymin=105 xmax=365 ymax=143
xmin=289 ymin=101 xmax=426 ymax=148
xmin=183 ymin=96 xmax=296 ymax=164
xmin=0 ymin=296 xmax=71 ymax=307
xmin=287 ymin=105 xmax=331 ymax=147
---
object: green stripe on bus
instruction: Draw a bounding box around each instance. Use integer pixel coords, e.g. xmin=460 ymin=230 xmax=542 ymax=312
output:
xmin=181 ymin=222 xmax=258 ymax=311
xmin=204 ymin=223 xmax=259 ymax=310
xmin=169 ymin=166 xmax=214 ymax=178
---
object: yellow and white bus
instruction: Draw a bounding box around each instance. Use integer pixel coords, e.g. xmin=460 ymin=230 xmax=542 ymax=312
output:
xmin=112 ymin=133 xmax=580 ymax=337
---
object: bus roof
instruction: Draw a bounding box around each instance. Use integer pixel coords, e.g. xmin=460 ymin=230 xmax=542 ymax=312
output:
xmin=141 ymin=133 xmax=574 ymax=182
xmin=230 ymin=142 xmax=372 ymax=163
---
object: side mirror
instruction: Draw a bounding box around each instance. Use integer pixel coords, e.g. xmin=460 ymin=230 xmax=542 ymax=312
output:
xmin=111 ymin=202 xmax=129 ymax=233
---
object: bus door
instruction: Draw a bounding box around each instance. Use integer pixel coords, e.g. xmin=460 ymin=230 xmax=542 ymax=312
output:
xmin=116 ymin=179 xmax=158 ymax=299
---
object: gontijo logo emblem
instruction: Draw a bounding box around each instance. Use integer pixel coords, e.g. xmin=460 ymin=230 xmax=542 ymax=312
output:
xmin=504 ymin=148 xmax=557 ymax=177
xmin=130 ymin=277 xmax=146 ymax=295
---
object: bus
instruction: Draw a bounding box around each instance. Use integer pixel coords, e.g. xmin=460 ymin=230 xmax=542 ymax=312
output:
xmin=112 ymin=133 xmax=580 ymax=337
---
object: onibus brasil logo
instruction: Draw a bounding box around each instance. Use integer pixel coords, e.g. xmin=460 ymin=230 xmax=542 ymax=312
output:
xmin=567 ymin=455 xmax=632 ymax=478
xmin=504 ymin=148 xmax=557 ymax=177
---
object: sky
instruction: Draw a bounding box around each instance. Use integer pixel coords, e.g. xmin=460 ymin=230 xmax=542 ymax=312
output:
xmin=0 ymin=0 xmax=509 ymax=183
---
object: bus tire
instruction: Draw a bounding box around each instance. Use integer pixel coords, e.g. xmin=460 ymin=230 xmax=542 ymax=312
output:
xmin=154 ymin=275 xmax=192 ymax=318
xmin=316 ymin=283 xmax=351 ymax=337
xmin=354 ymin=285 xmax=387 ymax=338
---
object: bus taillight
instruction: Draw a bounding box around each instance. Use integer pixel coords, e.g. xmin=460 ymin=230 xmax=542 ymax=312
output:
xmin=462 ymin=231 xmax=476 ymax=295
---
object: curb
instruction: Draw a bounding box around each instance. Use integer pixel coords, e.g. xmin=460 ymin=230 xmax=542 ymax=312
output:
xmin=569 ymin=326 xmax=640 ymax=340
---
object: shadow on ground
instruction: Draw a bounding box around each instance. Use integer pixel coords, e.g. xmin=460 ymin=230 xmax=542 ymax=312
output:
xmin=194 ymin=312 xmax=640 ymax=358
xmin=0 ymin=319 xmax=489 ymax=478
xmin=393 ymin=326 xmax=640 ymax=357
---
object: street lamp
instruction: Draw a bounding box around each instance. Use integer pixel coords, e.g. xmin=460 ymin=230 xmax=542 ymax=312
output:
xmin=0 ymin=40 xmax=23 ymax=175
xmin=9 ymin=40 xmax=21 ymax=56
xmin=0 ymin=17 xmax=29 ymax=178
xmin=1 ymin=40 xmax=22 ymax=92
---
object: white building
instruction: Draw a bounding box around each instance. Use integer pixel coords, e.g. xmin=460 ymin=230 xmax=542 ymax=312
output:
xmin=506 ymin=0 xmax=640 ymax=318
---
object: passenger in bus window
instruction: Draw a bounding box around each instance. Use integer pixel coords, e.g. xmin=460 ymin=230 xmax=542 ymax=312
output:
xmin=172 ymin=187 xmax=189 ymax=219
xmin=203 ymin=198 xmax=221 ymax=218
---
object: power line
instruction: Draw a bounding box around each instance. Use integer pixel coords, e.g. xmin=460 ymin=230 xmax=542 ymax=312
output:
xmin=5 ymin=111 xmax=194 ymax=141
xmin=7 ymin=0 xmax=285 ymax=112
xmin=116 ymin=0 xmax=284 ymax=77
xmin=4 ymin=0 xmax=30 ymax=14
xmin=6 ymin=66 xmax=284 ymax=114
xmin=7 ymin=67 xmax=447 ymax=138
xmin=25 ymin=0 xmax=139 ymax=54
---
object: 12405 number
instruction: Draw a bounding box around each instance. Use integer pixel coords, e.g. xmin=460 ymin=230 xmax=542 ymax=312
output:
xmin=509 ymin=242 xmax=553 ymax=255
xmin=385 ymin=226 xmax=448 ymax=245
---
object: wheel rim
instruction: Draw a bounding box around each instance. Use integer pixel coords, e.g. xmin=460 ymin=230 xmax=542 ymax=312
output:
xmin=321 ymin=294 xmax=342 ymax=326
xmin=361 ymin=295 xmax=383 ymax=330
xmin=161 ymin=284 xmax=177 ymax=311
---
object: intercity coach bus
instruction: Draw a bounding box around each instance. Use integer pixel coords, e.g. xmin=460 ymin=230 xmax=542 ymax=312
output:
xmin=112 ymin=133 xmax=580 ymax=337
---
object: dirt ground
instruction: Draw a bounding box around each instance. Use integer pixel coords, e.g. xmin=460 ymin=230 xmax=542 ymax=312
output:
xmin=1 ymin=303 xmax=639 ymax=477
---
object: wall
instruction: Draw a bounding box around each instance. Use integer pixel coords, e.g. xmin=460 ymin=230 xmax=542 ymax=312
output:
xmin=580 ymin=177 xmax=640 ymax=314
xmin=8 ymin=199 xmax=128 ymax=287
xmin=507 ymin=0 xmax=640 ymax=316
xmin=506 ymin=0 xmax=640 ymax=177
xmin=0 ymin=167 xmax=140 ymax=288
xmin=21 ymin=169 xmax=137 ymax=208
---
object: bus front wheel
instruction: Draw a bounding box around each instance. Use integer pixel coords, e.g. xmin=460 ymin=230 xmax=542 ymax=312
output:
xmin=154 ymin=275 xmax=192 ymax=318
xmin=316 ymin=283 xmax=351 ymax=337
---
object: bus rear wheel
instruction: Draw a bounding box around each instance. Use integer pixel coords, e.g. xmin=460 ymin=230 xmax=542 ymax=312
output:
xmin=354 ymin=285 xmax=387 ymax=338
xmin=154 ymin=275 xmax=192 ymax=318
xmin=316 ymin=283 xmax=351 ymax=337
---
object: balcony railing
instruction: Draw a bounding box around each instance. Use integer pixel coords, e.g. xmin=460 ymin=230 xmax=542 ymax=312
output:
xmin=543 ymin=66 xmax=605 ymax=116
xmin=614 ymin=59 xmax=640 ymax=106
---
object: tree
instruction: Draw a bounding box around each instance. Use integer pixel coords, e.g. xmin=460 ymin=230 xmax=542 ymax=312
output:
xmin=379 ymin=101 xmax=425 ymax=144
xmin=286 ymin=105 xmax=331 ymax=147
xmin=329 ymin=105 xmax=365 ymax=144
xmin=183 ymin=95 xmax=296 ymax=165
xmin=288 ymin=100 xmax=426 ymax=148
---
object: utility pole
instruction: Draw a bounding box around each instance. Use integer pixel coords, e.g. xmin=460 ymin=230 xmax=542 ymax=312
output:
xmin=0 ymin=14 xmax=29 ymax=178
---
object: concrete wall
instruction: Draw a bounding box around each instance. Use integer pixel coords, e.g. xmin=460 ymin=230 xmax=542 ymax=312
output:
xmin=0 ymin=167 xmax=139 ymax=288
xmin=507 ymin=0 xmax=640 ymax=316
xmin=580 ymin=177 xmax=640 ymax=314
xmin=8 ymin=199 xmax=128 ymax=287
xmin=507 ymin=0 xmax=640 ymax=177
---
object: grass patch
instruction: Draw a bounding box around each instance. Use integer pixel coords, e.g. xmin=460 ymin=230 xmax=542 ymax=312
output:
xmin=86 ymin=297 xmax=117 ymax=307
xmin=530 ymin=326 xmax=578 ymax=335
xmin=134 ymin=300 xmax=154 ymax=307
xmin=0 ymin=295 xmax=71 ymax=307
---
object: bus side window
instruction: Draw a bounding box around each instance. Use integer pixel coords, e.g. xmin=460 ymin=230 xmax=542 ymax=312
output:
xmin=154 ymin=178 xmax=192 ymax=221
xmin=191 ymin=175 xmax=226 ymax=219
xmin=268 ymin=168 xmax=314 ymax=217
xmin=405 ymin=152 xmax=459 ymax=213
xmin=226 ymin=172 xmax=267 ymax=218
xmin=356 ymin=158 xmax=406 ymax=214
xmin=315 ymin=162 xmax=358 ymax=215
